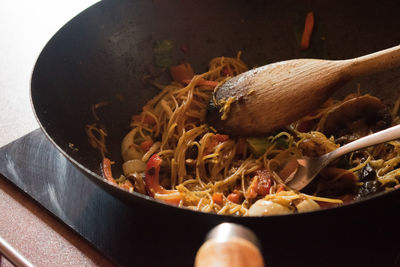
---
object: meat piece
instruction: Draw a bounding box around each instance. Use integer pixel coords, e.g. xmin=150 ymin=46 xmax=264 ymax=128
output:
xmin=317 ymin=167 xmax=357 ymax=197
xmin=355 ymin=180 xmax=383 ymax=199
xmin=318 ymin=95 xmax=391 ymax=142
xmin=358 ymin=163 xmax=376 ymax=182
xmin=298 ymin=132 xmax=339 ymax=157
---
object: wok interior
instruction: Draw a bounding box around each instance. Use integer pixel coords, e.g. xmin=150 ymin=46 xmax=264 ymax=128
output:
xmin=31 ymin=0 xmax=400 ymax=208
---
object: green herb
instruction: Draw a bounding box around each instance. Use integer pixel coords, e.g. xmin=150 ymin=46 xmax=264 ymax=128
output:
xmin=247 ymin=137 xmax=270 ymax=157
xmin=274 ymin=136 xmax=289 ymax=149
xmin=247 ymin=135 xmax=290 ymax=157
xmin=153 ymin=39 xmax=174 ymax=68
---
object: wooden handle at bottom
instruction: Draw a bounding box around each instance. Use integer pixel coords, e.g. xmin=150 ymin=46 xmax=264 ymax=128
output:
xmin=195 ymin=237 xmax=265 ymax=267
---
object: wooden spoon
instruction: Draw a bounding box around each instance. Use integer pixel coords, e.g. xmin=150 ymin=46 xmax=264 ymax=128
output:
xmin=206 ymin=45 xmax=400 ymax=136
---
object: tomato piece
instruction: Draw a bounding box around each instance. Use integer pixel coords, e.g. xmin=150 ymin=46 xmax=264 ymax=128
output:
xmin=255 ymin=170 xmax=272 ymax=196
xmin=140 ymin=139 xmax=153 ymax=153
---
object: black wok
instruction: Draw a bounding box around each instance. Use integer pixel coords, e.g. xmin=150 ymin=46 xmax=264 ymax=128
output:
xmin=31 ymin=0 xmax=400 ymax=266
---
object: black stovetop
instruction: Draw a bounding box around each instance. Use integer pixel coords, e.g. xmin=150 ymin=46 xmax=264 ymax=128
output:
xmin=1 ymin=130 xmax=400 ymax=267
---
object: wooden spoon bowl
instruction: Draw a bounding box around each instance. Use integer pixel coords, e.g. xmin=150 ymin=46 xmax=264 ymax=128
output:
xmin=206 ymin=45 xmax=400 ymax=136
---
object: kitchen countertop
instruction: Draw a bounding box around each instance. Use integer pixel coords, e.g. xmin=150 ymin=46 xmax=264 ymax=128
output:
xmin=0 ymin=1 xmax=113 ymax=265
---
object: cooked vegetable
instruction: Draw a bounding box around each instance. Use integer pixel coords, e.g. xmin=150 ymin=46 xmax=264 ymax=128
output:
xmin=153 ymin=39 xmax=174 ymax=68
xmin=318 ymin=95 xmax=389 ymax=139
xmin=88 ymin=55 xmax=400 ymax=216
xmin=170 ymin=63 xmax=194 ymax=84
xmin=145 ymin=154 xmax=182 ymax=205
xmin=182 ymin=79 xmax=220 ymax=87
xmin=300 ymin=11 xmax=314 ymax=49
xmin=123 ymin=159 xmax=147 ymax=175
xmin=140 ymin=139 xmax=154 ymax=153
xmin=126 ymin=173 xmax=146 ymax=194
xmin=212 ymin=192 xmax=223 ymax=205
xmin=204 ymin=134 xmax=229 ymax=155
xmin=121 ymin=128 xmax=143 ymax=161
xmin=227 ymin=189 xmax=243 ymax=204
xmin=103 ymin=157 xmax=117 ymax=184
xmin=249 ymin=199 xmax=293 ymax=216
xmin=358 ymin=163 xmax=376 ymax=182
xmin=296 ymin=199 xmax=320 ymax=212
xmin=247 ymin=137 xmax=269 ymax=157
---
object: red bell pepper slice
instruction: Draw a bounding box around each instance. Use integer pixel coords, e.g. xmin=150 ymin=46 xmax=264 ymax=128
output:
xmin=103 ymin=157 xmax=117 ymax=185
xmin=145 ymin=154 xmax=182 ymax=205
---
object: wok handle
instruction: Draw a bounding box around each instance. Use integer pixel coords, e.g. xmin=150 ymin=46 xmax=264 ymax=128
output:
xmin=194 ymin=223 xmax=265 ymax=267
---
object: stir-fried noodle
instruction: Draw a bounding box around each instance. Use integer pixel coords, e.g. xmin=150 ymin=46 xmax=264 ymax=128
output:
xmin=86 ymin=54 xmax=400 ymax=216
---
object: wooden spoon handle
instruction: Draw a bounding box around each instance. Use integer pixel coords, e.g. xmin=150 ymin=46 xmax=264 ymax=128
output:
xmin=346 ymin=44 xmax=400 ymax=77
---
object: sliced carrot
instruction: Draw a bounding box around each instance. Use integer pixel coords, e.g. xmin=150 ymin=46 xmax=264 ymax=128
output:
xmin=245 ymin=177 xmax=259 ymax=199
xmin=163 ymin=197 xmax=182 ymax=205
xmin=140 ymin=139 xmax=153 ymax=153
xmin=132 ymin=114 xmax=156 ymax=126
xmin=276 ymin=184 xmax=285 ymax=193
xmin=103 ymin=157 xmax=117 ymax=184
xmin=170 ymin=63 xmax=194 ymax=84
xmin=204 ymin=134 xmax=230 ymax=155
xmin=227 ymin=189 xmax=242 ymax=204
xmin=182 ymin=79 xmax=220 ymax=88
xmin=300 ymin=11 xmax=314 ymax=50
xmin=214 ymin=134 xmax=229 ymax=142
xmin=212 ymin=192 xmax=224 ymax=205
xmin=197 ymin=79 xmax=220 ymax=87
xmin=235 ymin=138 xmax=246 ymax=155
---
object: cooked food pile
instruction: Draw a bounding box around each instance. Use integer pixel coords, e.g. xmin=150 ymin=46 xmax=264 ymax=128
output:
xmin=87 ymin=54 xmax=400 ymax=216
